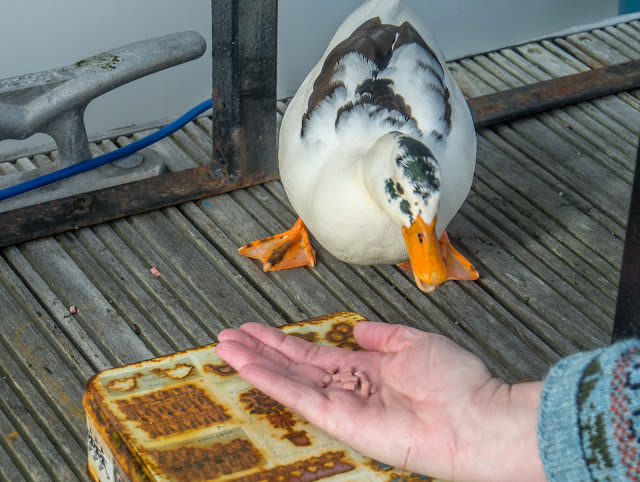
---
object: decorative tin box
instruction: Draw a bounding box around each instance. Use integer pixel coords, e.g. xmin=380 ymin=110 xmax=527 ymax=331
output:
xmin=84 ymin=312 xmax=437 ymax=481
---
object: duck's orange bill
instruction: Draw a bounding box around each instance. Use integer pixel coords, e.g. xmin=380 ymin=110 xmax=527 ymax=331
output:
xmin=401 ymin=215 xmax=479 ymax=293
xmin=238 ymin=217 xmax=316 ymax=272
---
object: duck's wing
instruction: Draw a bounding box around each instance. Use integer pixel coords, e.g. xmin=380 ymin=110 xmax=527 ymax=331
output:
xmin=300 ymin=19 xmax=452 ymax=144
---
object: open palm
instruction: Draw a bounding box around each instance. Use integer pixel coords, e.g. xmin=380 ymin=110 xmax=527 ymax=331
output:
xmin=215 ymin=321 xmax=543 ymax=482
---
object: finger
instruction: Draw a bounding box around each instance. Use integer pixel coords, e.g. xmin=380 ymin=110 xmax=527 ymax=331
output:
xmin=238 ymin=323 xmax=360 ymax=368
xmin=215 ymin=340 xmax=327 ymax=386
xmin=221 ymin=327 xmax=322 ymax=372
xmin=217 ymin=327 xmax=259 ymax=347
xmin=238 ymin=362 xmax=350 ymax=429
xmin=354 ymin=322 xmax=427 ymax=353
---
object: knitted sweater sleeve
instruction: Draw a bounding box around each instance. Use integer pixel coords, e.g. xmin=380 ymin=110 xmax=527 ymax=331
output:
xmin=537 ymin=339 xmax=640 ymax=481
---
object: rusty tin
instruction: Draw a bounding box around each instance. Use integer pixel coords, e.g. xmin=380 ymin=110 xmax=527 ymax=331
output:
xmin=83 ymin=312 xmax=438 ymax=481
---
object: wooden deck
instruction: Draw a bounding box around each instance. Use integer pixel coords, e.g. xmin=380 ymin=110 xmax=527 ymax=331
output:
xmin=0 ymin=19 xmax=638 ymax=481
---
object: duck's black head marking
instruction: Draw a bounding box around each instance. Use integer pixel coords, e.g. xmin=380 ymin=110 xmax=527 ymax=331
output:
xmin=395 ymin=134 xmax=441 ymax=205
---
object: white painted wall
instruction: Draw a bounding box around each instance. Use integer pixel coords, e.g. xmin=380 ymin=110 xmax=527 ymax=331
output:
xmin=0 ymin=0 xmax=618 ymax=157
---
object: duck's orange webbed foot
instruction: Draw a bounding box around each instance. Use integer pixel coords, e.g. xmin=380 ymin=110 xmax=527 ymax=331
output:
xmin=398 ymin=229 xmax=479 ymax=287
xmin=437 ymin=230 xmax=479 ymax=282
xmin=238 ymin=217 xmax=316 ymax=272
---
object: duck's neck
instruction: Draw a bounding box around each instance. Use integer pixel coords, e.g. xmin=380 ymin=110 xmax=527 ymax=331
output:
xmin=354 ymin=132 xmax=442 ymax=230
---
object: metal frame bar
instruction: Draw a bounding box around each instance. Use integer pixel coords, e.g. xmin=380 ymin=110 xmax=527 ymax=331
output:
xmin=613 ymin=141 xmax=640 ymax=341
xmin=469 ymin=59 xmax=640 ymax=128
xmin=211 ymin=0 xmax=279 ymax=184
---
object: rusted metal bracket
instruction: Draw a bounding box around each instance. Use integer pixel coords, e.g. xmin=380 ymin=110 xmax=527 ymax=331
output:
xmin=613 ymin=142 xmax=640 ymax=341
xmin=468 ymin=59 xmax=640 ymax=129
xmin=2 ymin=55 xmax=640 ymax=249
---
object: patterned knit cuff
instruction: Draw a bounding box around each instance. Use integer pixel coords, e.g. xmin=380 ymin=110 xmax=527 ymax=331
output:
xmin=538 ymin=339 xmax=640 ymax=482
xmin=576 ymin=340 xmax=640 ymax=481
xmin=538 ymin=349 xmax=602 ymax=481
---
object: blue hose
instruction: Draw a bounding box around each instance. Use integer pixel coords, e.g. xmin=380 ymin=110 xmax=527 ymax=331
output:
xmin=0 ymin=98 xmax=213 ymax=202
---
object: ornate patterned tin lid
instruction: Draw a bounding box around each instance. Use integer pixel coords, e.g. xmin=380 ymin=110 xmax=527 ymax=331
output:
xmin=84 ymin=312 xmax=440 ymax=481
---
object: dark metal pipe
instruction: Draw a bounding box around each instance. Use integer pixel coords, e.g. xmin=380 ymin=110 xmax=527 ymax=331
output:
xmin=612 ymin=139 xmax=640 ymax=341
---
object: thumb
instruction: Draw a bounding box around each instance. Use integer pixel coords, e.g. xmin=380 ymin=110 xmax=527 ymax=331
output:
xmin=354 ymin=321 xmax=427 ymax=353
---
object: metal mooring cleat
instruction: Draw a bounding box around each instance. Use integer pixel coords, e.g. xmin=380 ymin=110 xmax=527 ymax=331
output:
xmin=0 ymin=31 xmax=206 ymax=212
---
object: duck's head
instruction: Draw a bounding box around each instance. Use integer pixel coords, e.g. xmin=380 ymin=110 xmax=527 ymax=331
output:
xmin=360 ymin=131 xmax=447 ymax=293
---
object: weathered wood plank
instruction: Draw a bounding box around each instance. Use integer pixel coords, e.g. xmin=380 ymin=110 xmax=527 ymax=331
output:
xmin=478 ymin=132 xmax=624 ymax=276
xmin=128 ymin=129 xmax=199 ymax=172
xmin=552 ymin=38 xmax=606 ymax=69
xmin=575 ymin=100 xmax=639 ymax=148
xmin=472 ymin=54 xmax=527 ymax=88
xmin=544 ymin=108 xmax=636 ymax=177
xmin=163 ymin=205 xmax=293 ymax=328
xmin=169 ymin=128 xmax=211 ymax=166
xmin=565 ymin=32 xmax=631 ymax=65
xmin=515 ymin=43 xmax=580 ymax=77
xmin=15 ymin=239 xmax=154 ymax=366
xmin=0 ymin=254 xmax=98 ymax=378
xmin=0 ymin=404 xmax=51 ymax=482
xmin=593 ymin=29 xmax=640 ymax=60
xmin=91 ymin=221 xmax=219 ymax=344
xmin=590 ymin=94 xmax=640 ymax=134
xmin=0 ymin=289 xmax=88 ymax=479
xmin=0 ymin=286 xmax=87 ymax=435
xmin=0 ymin=366 xmax=82 ymax=481
xmin=127 ymin=208 xmax=273 ymax=333
xmin=179 ymin=201 xmax=308 ymax=325
xmin=197 ymin=190 xmax=348 ymax=318
xmin=196 ymin=116 xmax=214 ymax=137
xmin=613 ymin=23 xmax=640 ymax=45
xmin=459 ymin=58 xmax=513 ymax=92
xmin=499 ymin=48 xmax=556 ymax=80
xmin=57 ymin=229 xmax=191 ymax=354
xmin=472 ymin=160 xmax=620 ymax=289
xmin=0 ymin=438 xmax=26 ymax=482
xmin=448 ymin=62 xmax=497 ymax=97
xmin=451 ymin=212 xmax=609 ymax=347
xmin=468 ymin=176 xmax=617 ymax=312
xmin=457 ymin=200 xmax=611 ymax=331
xmin=494 ymin=117 xmax=630 ymax=230
xmin=182 ymin=121 xmax=214 ymax=158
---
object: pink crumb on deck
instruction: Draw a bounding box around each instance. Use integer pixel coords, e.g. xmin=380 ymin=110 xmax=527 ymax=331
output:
xmin=69 ymin=306 xmax=77 ymax=314
xmin=150 ymin=267 xmax=161 ymax=278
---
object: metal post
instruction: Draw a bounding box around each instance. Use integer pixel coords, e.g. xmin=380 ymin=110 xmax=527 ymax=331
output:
xmin=211 ymin=0 xmax=279 ymax=184
xmin=612 ymin=138 xmax=640 ymax=341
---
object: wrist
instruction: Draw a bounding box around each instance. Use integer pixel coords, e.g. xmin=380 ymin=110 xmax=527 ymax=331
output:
xmin=456 ymin=379 xmax=545 ymax=482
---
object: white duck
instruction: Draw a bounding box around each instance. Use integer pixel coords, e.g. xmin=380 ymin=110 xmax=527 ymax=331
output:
xmin=239 ymin=0 xmax=479 ymax=292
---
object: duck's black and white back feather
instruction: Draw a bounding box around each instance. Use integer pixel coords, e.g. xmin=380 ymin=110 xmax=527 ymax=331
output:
xmin=301 ymin=18 xmax=452 ymax=145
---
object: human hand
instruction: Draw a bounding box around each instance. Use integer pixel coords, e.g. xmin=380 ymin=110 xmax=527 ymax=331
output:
xmin=215 ymin=321 xmax=545 ymax=482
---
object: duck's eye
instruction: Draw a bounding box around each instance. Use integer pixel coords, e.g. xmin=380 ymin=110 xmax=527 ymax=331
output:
xmin=396 ymin=182 xmax=404 ymax=195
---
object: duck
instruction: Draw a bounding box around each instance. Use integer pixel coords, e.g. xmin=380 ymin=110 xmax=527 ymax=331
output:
xmin=239 ymin=0 xmax=479 ymax=293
